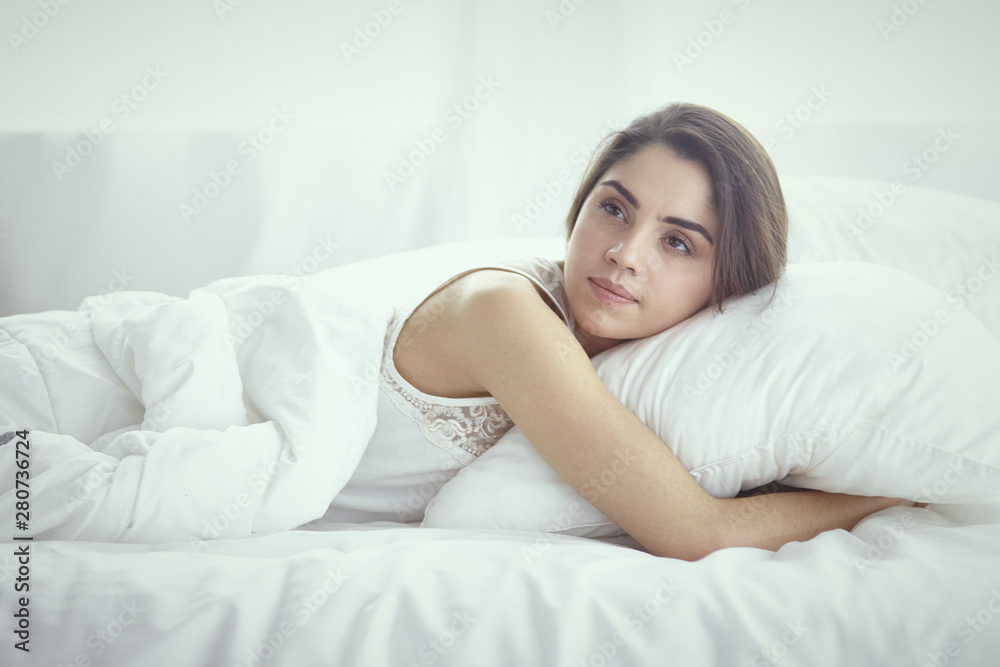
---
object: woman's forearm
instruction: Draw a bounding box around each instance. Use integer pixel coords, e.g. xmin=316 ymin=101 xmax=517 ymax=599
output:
xmin=712 ymin=489 xmax=913 ymax=554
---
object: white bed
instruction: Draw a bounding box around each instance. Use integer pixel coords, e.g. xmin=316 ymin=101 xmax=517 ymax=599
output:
xmin=3 ymin=0 xmax=998 ymax=662
xmin=6 ymin=502 xmax=1000 ymax=667
xmin=2 ymin=173 xmax=1000 ymax=666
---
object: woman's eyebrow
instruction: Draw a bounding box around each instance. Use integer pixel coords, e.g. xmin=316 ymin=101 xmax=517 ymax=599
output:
xmin=600 ymin=179 xmax=641 ymax=209
xmin=598 ymin=179 xmax=714 ymax=245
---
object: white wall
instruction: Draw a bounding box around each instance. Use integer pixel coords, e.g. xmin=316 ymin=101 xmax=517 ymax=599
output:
xmin=1 ymin=0 xmax=997 ymax=315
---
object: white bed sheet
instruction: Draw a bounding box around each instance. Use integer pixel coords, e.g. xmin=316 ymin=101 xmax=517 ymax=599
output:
xmin=3 ymin=500 xmax=999 ymax=666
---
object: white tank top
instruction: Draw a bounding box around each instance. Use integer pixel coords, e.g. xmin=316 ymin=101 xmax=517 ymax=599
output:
xmin=322 ymin=257 xmax=574 ymax=524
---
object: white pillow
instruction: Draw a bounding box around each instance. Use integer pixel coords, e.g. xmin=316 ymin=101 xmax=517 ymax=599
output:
xmin=422 ymin=261 xmax=1000 ymax=537
xmin=783 ymin=176 xmax=1000 ymax=339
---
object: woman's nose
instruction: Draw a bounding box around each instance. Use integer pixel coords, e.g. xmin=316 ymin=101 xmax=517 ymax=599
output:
xmin=605 ymin=226 xmax=651 ymax=274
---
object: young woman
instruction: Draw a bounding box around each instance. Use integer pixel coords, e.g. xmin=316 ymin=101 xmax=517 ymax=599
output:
xmin=325 ymin=102 xmax=920 ymax=560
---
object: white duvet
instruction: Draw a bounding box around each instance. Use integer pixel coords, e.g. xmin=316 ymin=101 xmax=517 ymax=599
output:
xmin=0 ymin=274 xmax=393 ymax=542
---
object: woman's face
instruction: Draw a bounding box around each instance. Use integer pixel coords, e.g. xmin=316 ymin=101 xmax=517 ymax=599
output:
xmin=563 ymin=143 xmax=719 ymax=357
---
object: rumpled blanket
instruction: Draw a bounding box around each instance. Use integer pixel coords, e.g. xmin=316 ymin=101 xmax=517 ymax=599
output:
xmin=0 ymin=273 xmax=393 ymax=542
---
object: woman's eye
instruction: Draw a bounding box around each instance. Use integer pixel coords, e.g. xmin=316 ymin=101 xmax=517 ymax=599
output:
xmin=664 ymin=235 xmax=692 ymax=255
xmin=599 ymin=200 xmax=625 ymax=219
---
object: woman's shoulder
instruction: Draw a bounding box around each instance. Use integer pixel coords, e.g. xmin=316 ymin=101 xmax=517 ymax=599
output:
xmin=484 ymin=256 xmax=564 ymax=287
xmin=392 ymin=259 xmax=570 ymax=400
xmin=460 ymin=256 xmax=570 ymax=327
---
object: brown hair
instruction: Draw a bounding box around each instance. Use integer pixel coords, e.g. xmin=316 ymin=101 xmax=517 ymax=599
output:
xmin=565 ymin=102 xmax=787 ymax=310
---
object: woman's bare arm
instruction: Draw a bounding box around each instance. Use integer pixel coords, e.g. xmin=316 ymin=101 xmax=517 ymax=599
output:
xmin=439 ymin=272 xmax=909 ymax=560
xmin=716 ymin=490 xmax=910 ymax=552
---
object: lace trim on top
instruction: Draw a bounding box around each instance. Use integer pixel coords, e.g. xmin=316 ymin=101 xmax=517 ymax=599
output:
xmin=379 ymin=353 xmax=514 ymax=464
xmin=378 ymin=258 xmax=570 ymax=465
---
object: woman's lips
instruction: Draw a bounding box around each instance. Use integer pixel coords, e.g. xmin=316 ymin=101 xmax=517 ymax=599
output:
xmin=589 ymin=277 xmax=638 ymax=305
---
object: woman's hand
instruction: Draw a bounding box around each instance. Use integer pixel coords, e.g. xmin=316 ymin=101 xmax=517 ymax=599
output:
xmin=713 ymin=491 xmax=927 ymax=555
xmin=884 ymin=497 xmax=929 ymax=509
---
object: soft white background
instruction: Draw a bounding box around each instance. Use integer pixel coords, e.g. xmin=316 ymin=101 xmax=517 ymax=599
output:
xmin=0 ymin=0 xmax=997 ymax=315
